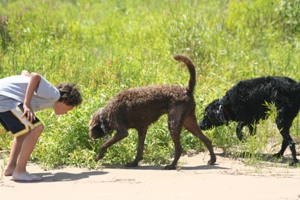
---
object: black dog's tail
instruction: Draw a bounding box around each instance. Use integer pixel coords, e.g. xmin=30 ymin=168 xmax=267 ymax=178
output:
xmin=173 ymin=55 xmax=196 ymax=95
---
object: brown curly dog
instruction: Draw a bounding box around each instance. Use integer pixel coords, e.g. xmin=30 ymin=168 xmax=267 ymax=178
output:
xmin=89 ymin=55 xmax=216 ymax=169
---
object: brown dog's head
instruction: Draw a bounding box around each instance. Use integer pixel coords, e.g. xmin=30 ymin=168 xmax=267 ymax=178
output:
xmin=89 ymin=109 xmax=108 ymax=139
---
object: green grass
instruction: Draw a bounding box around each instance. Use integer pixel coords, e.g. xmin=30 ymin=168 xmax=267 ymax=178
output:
xmin=1 ymin=0 xmax=300 ymax=169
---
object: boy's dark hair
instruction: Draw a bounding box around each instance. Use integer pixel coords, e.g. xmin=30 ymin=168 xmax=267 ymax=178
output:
xmin=56 ymin=83 xmax=82 ymax=106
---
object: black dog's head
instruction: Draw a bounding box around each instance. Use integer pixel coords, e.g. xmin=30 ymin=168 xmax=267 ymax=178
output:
xmin=199 ymin=99 xmax=228 ymax=130
xmin=89 ymin=109 xmax=109 ymax=139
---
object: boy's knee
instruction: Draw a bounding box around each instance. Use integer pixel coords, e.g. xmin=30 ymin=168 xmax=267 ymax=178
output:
xmin=34 ymin=124 xmax=44 ymax=134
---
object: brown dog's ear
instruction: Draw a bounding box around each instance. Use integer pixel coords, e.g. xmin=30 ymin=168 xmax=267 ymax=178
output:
xmin=89 ymin=113 xmax=99 ymax=127
xmin=89 ymin=124 xmax=106 ymax=139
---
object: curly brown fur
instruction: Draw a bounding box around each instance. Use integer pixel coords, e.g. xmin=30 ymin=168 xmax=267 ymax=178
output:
xmin=89 ymin=55 xmax=216 ymax=169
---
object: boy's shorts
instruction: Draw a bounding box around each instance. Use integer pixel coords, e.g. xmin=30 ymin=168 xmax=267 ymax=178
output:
xmin=0 ymin=104 xmax=43 ymax=138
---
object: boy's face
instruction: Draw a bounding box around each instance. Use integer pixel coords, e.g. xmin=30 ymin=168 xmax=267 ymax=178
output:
xmin=54 ymin=101 xmax=74 ymax=115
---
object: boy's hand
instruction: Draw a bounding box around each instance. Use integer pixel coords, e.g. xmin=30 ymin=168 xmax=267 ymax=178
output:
xmin=22 ymin=104 xmax=36 ymax=122
xmin=21 ymin=70 xmax=31 ymax=76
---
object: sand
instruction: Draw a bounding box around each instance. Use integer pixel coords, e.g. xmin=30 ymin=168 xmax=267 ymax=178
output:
xmin=1 ymin=150 xmax=300 ymax=200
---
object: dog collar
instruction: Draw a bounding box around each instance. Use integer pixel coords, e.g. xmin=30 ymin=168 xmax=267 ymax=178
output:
xmin=98 ymin=108 xmax=112 ymax=136
xmin=218 ymin=105 xmax=229 ymax=125
xmin=222 ymin=106 xmax=231 ymax=121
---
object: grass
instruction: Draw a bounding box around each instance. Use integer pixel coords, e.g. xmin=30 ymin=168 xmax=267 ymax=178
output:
xmin=0 ymin=0 xmax=300 ymax=169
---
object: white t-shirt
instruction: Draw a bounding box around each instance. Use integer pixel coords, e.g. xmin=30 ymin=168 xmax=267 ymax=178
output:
xmin=0 ymin=75 xmax=60 ymax=112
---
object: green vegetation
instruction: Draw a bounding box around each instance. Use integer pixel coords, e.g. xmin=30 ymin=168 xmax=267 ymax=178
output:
xmin=1 ymin=0 xmax=300 ymax=169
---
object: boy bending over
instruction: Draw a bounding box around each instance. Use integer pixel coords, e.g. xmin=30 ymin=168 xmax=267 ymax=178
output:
xmin=0 ymin=70 xmax=82 ymax=181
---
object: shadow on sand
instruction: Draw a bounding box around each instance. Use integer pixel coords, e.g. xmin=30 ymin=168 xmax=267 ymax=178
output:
xmin=27 ymin=170 xmax=109 ymax=183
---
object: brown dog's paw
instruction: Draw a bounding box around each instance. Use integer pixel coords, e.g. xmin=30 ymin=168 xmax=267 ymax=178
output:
xmin=95 ymin=155 xmax=103 ymax=162
xmin=164 ymin=164 xmax=176 ymax=170
xmin=125 ymin=162 xmax=138 ymax=167
xmin=207 ymin=158 xmax=216 ymax=165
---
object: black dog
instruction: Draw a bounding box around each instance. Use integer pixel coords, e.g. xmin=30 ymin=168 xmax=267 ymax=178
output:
xmin=89 ymin=55 xmax=216 ymax=169
xmin=199 ymin=76 xmax=300 ymax=165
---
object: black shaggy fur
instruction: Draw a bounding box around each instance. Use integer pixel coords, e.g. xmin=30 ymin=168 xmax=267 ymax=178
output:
xmin=89 ymin=55 xmax=216 ymax=169
xmin=199 ymin=76 xmax=300 ymax=166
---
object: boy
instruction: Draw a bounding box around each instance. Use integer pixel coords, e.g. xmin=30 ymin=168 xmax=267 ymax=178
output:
xmin=0 ymin=70 xmax=82 ymax=181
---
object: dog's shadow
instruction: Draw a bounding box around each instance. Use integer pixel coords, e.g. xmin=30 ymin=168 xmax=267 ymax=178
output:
xmin=101 ymin=152 xmax=231 ymax=171
xmin=225 ymin=151 xmax=296 ymax=165
xmin=23 ymin=164 xmax=228 ymax=184
xmin=179 ymin=164 xmax=229 ymax=171
xmin=102 ymin=163 xmax=230 ymax=171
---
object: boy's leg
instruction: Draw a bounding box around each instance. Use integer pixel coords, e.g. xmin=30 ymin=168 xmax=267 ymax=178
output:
xmin=1 ymin=104 xmax=44 ymax=181
xmin=12 ymin=124 xmax=44 ymax=181
xmin=4 ymin=134 xmax=26 ymax=176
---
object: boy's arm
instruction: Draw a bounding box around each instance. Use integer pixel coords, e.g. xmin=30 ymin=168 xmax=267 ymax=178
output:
xmin=23 ymin=72 xmax=41 ymax=121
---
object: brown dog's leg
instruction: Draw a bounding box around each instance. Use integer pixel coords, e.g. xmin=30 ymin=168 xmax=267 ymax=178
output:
xmin=125 ymin=128 xmax=147 ymax=167
xmin=166 ymin=129 xmax=182 ymax=170
xmin=184 ymin=114 xmax=216 ymax=165
xmin=165 ymin=109 xmax=184 ymax=170
xmin=95 ymin=131 xmax=128 ymax=161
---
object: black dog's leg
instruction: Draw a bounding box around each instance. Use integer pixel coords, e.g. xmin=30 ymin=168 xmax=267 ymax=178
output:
xmin=273 ymin=139 xmax=298 ymax=166
xmin=288 ymin=140 xmax=298 ymax=166
xmin=95 ymin=130 xmax=128 ymax=161
xmin=274 ymin=113 xmax=299 ymax=165
xmin=273 ymin=140 xmax=289 ymax=159
xmin=248 ymin=123 xmax=256 ymax=136
xmin=236 ymin=122 xmax=245 ymax=141
xmin=236 ymin=122 xmax=256 ymax=141
xmin=125 ymin=128 xmax=147 ymax=167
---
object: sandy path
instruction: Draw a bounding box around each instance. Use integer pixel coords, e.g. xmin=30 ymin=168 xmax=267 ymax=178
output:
xmin=1 ymin=151 xmax=300 ymax=200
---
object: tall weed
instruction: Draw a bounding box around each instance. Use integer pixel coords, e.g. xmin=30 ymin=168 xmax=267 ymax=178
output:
xmin=0 ymin=0 xmax=300 ymax=168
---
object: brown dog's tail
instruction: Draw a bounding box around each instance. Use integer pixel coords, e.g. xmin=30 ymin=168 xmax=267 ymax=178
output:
xmin=173 ymin=55 xmax=196 ymax=95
